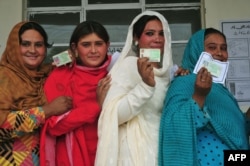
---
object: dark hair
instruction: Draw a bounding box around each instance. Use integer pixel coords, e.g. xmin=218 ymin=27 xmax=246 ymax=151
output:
xmin=69 ymin=20 xmax=109 ymax=51
xmin=19 ymin=22 xmax=52 ymax=48
xmin=204 ymin=28 xmax=227 ymax=42
xmin=133 ymin=15 xmax=160 ymax=39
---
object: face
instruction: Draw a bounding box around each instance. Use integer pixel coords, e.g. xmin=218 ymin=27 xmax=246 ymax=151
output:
xmin=75 ymin=33 xmax=109 ymax=67
xmin=137 ymin=20 xmax=165 ymax=55
xmin=20 ymin=29 xmax=46 ymax=70
xmin=204 ymin=33 xmax=228 ymax=62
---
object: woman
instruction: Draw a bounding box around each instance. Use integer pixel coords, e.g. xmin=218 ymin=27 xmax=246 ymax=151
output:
xmin=159 ymin=28 xmax=249 ymax=166
xmin=40 ymin=20 xmax=112 ymax=166
xmin=0 ymin=21 xmax=72 ymax=166
xmin=95 ymin=11 xmax=173 ymax=166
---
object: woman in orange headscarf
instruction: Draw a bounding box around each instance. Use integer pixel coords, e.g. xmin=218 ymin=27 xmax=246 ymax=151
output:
xmin=0 ymin=21 xmax=72 ymax=166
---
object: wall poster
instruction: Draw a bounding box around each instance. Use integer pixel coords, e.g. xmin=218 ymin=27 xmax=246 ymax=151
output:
xmin=221 ymin=21 xmax=250 ymax=102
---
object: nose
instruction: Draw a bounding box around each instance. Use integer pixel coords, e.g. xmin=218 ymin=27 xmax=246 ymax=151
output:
xmin=29 ymin=44 xmax=36 ymax=53
xmin=91 ymin=45 xmax=97 ymax=53
xmin=155 ymin=34 xmax=163 ymax=43
xmin=214 ymin=49 xmax=228 ymax=62
xmin=217 ymin=49 xmax=223 ymax=57
xmin=155 ymin=35 xmax=161 ymax=42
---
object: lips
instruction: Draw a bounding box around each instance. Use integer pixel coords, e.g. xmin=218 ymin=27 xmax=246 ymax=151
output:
xmin=88 ymin=54 xmax=100 ymax=58
xmin=150 ymin=45 xmax=163 ymax=48
xmin=27 ymin=55 xmax=38 ymax=57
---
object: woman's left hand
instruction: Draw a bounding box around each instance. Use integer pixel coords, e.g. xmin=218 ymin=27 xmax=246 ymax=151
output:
xmin=175 ymin=66 xmax=189 ymax=76
xmin=51 ymin=49 xmax=75 ymax=67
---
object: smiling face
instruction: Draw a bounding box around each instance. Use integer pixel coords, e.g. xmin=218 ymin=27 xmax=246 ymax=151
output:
xmin=137 ymin=19 xmax=165 ymax=55
xmin=75 ymin=33 xmax=109 ymax=67
xmin=204 ymin=33 xmax=228 ymax=62
xmin=19 ymin=29 xmax=46 ymax=70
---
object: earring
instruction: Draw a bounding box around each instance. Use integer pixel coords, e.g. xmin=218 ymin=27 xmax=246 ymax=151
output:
xmin=132 ymin=40 xmax=139 ymax=52
xmin=135 ymin=41 xmax=138 ymax=46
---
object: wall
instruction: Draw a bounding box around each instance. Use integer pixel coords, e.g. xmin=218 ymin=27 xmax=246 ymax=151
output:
xmin=204 ymin=0 xmax=250 ymax=30
xmin=0 ymin=0 xmax=250 ymax=109
xmin=204 ymin=0 xmax=250 ymax=110
xmin=0 ymin=0 xmax=23 ymax=55
xmin=0 ymin=0 xmax=250 ymax=55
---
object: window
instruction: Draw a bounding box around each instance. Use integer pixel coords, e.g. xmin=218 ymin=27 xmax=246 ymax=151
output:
xmin=89 ymin=0 xmax=139 ymax=4
xmin=24 ymin=0 xmax=203 ymax=65
xmin=146 ymin=0 xmax=200 ymax=3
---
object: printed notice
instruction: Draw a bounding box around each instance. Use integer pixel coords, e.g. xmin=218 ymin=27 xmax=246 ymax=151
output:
xmin=193 ymin=52 xmax=229 ymax=84
xmin=221 ymin=20 xmax=250 ymax=103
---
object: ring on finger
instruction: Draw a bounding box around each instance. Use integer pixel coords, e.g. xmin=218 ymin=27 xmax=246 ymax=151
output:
xmin=98 ymin=82 xmax=101 ymax=87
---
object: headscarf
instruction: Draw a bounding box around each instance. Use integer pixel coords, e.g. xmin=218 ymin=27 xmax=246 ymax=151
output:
xmin=159 ymin=29 xmax=249 ymax=166
xmin=0 ymin=21 xmax=51 ymax=124
xmin=110 ymin=11 xmax=172 ymax=77
xmin=96 ymin=10 xmax=173 ymax=166
xmin=181 ymin=29 xmax=204 ymax=72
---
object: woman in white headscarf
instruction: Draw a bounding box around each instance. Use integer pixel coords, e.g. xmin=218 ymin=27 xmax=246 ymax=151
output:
xmin=95 ymin=11 xmax=173 ymax=166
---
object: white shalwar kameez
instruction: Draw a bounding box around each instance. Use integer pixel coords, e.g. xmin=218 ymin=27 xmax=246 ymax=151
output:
xmin=95 ymin=10 xmax=173 ymax=166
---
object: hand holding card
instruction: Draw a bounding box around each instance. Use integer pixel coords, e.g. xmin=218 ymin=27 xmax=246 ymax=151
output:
xmin=202 ymin=60 xmax=222 ymax=78
xmin=193 ymin=52 xmax=229 ymax=84
xmin=52 ymin=51 xmax=72 ymax=67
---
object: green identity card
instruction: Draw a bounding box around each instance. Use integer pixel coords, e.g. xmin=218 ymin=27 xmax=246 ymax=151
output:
xmin=140 ymin=48 xmax=161 ymax=62
xmin=193 ymin=52 xmax=229 ymax=84
xmin=52 ymin=51 xmax=72 ymax=67
xmin=202 ymin=60 xmax=222 ymax=78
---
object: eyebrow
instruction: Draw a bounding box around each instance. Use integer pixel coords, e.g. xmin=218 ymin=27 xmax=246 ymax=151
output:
xmin=21 ymin=40 xmax=44 ymax=43
xmin=81 ymin=40 xmax=105 ymax=43
xmin=206 ymin=42 xmax=227 ymax=45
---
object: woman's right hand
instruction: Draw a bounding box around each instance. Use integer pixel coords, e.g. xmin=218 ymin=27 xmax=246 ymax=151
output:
xmin=192 ymin=67 xmax=212 ymax=108
xmin=246 ymin=107 xmax=250 ymax=119
xmin=137 ymin=57 xmax=155 ymax=87
xmin=42 ymin=96 xmax=72 ymax=119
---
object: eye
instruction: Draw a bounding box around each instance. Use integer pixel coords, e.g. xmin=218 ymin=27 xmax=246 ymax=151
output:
xmin=35 ymin=42 xmax=45 ymax=47
xmin=20 ymin=41 xmax=31 ymax=47
xmin=206 ymin=44 xmax=217 ymax=51
xmin=81 ymin=42 xmax=91 ymax=47
xmin=145 ymin=31 xmax=154 ymax=36
xmin=208 ymin=46 xmax=216 ymax=50
xmin=95 ymin=41 xmax=105 ymax=46
xmin=221 ymin=45 xmax=227 ymax=51
xmin=159 ymin=31 xmax=164 ymax=36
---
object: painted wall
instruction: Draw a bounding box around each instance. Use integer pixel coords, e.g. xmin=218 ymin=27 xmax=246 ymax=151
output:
xmin=0 ymin=0 xmax=23 ymax=55
xmin=0 ymin=0 xmax=250 ymax=55
xmin=204 ymin=0 xmax=250 ymax=30
xmin=0 ymin=0 xmax=250 ymax=108
xmin=204 ymin=0 xmax=250 ymax=109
